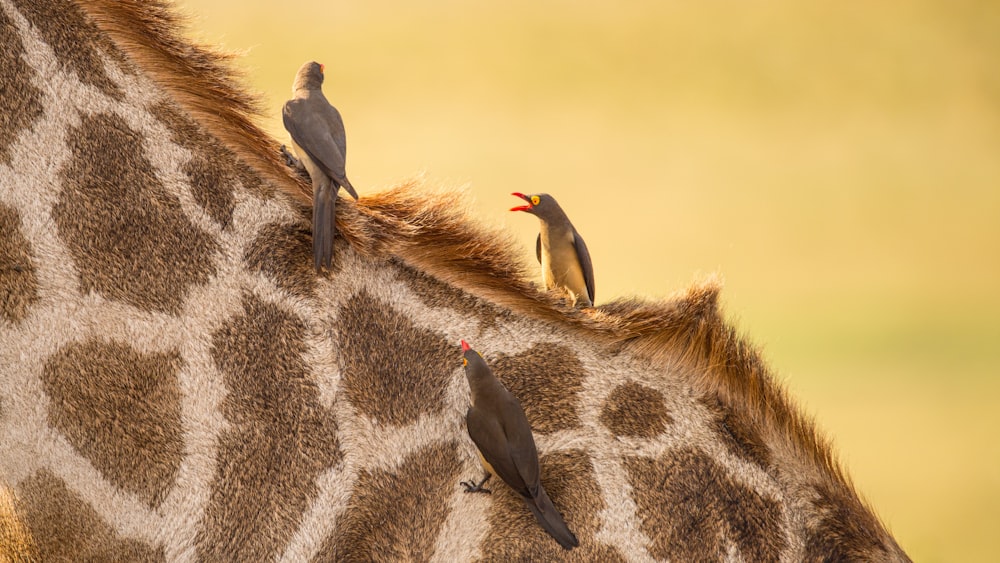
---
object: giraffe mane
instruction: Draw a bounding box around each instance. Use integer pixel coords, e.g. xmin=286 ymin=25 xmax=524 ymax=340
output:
xmin=77 ymin=0 xmax=312 ymax=204
xmin=76 ymin=0 xmax=873 ymax=530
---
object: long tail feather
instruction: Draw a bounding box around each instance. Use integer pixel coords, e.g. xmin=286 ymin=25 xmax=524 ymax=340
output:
xmin=313 ymin=184 xmax=335 ymax=270
xmin=525 ymin=485 xmax=578 ymax=550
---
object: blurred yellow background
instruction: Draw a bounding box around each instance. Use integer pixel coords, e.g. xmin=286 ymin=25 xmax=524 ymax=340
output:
xmin=173 ymin=0 xmax=999 ymax=560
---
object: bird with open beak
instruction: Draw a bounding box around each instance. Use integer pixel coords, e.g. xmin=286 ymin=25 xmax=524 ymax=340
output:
xmin=459 ymin=339 xmax=579 ymax=550
xmin=510 ymin=193 xmax=595 ymax=307
xmin=282 ymin=61 xmax=358 ymax=271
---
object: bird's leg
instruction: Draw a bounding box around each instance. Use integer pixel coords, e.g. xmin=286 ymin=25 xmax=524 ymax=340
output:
xmin=461 ymin=473 xmax=492 ymax=494
xmin=279 ymin=145 xmax=310 ymax=178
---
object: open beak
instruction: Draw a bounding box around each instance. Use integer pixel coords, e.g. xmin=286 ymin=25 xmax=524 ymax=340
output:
xmin=510 ymin=192 xmax=533 ymax=212
xmin=460 ymin=339 xmax=471 ymax=352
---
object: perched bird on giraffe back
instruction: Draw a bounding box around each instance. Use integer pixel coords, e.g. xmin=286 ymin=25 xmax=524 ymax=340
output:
xmin=510 ymin=192 xmax=595 ymax=308
xmin=459 ymin=339 xmax=579 ymax=550
xmin=282 ymin=61 xmax=358 ymax=271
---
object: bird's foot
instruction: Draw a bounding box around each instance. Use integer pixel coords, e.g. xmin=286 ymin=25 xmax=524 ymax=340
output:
xmin=280 ymin=144 xmax=297 ymax=166
xmin=280 ymin=145 xmax=310 ymax=178
xmin=461 ymin=475 xmax=492 ymax=494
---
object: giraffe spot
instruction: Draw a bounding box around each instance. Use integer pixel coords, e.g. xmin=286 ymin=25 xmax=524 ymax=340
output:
xmin=314 ymin=441 xmax=463 ymax=562
xmin=624 ymin=447 xmax=786 ymax=562
xmin=804 ymin=482 xmax=903 ymax=562
xmin=41 ymin=339 xmax=183 ymax=508
xmin=479 ymin=450 xmax=626 ymax=562
xmin=199 ymin=294 xmax=341 ymax=561
xmin=0 ymin=205 xmax=39 ymax=324
xmin=699 ymin=394 xmax=771 ymax=469
xmin=489 ymin=344 xmax=586 ymax=433
xmin=0 ymin=8 xmax=44 ymax=165
xmin=52 ymin=113 xmax=218 ymax=315
xmin=396 ymin=261 xmax=514 ymax=331
xmin=11 ymin=0 xmax=125 ymax=100
xmin=16 ymin=471 xmax=163 ymax=562
xmin=336 ymin=291 xmax=455 ymax=426
xmin=599 ymin=381 xmax=672 ymax=438
xmin=244 ymin=222 xmax=349 ymax=300
xmin=150 ymin=102 xmax=251 ymax=227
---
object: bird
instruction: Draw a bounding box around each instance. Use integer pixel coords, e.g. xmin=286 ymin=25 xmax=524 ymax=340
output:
xmin=510 ymin=193 xmax=595 ymax=307
xmin=282 ymin=61 xmax=358 ymax=271
xmin=459 ymin=339 xmax=579 ymax=550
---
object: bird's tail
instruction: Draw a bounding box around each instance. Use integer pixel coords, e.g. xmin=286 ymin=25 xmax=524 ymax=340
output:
xmin=525 ymin=484 xmax=579 ymax=550
xmin=313 ymin=184 xmax=335 ymax=270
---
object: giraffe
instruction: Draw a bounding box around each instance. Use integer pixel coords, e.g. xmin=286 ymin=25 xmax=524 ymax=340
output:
xmin=0 ymin=0 xmax=910 ymax=561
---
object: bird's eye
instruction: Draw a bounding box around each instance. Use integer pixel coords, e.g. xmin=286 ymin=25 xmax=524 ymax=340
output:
xmin=462 ymin=358 xmax=468 ymax=366
xmin=531 ymin=195 xmax=540 ymax=206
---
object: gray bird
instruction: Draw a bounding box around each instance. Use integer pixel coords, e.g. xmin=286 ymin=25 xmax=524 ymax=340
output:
xmin=459 ymin=339 xmax=579 ymax=550
xmin=282 ymin=61 xmax=358 ymax=271
xmin=510 ymin=193 xmax=595 ymax=307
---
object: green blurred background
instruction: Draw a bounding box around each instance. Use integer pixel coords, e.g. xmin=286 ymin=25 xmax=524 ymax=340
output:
xmin=173 ymin=1 xmax=999 ymax=559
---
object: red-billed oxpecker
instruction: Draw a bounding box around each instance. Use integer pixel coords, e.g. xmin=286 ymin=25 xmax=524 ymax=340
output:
xmin=282 ymin=61 xmax=358 ymax=271
xmin=460 ymin=339 xmax=579 ymax=550
xmin=510 ymin=193 xmax=595 ymax=307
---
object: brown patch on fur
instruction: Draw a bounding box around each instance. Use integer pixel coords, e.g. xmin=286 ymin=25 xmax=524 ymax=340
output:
xmin=41 ymin=340 xmax=183 ymax=508
xmin=200 ymin=294 xmax=340 ymax=561
xmin=395 ymin=260 xmax=515 ymax=331
xmin=77 ymin=0 xmax=313 ymax=204
xmin=489 ymin=344 xmax=585 ymax=433
xmin=599 ymin=381 xmax=672 ymax=438
xmin=0 ymin=8 xmax=44 ymax=166
xmin=479 ymin=450 xmax=626 ymax=562
xmin=625 ymin=448 xmax=786 ymax=561
xmin=52 ymin=112 xmax=218 ymax=314
xmin=315 ymin=441 xmax=463 ymax=562
xmin=0 ymin=205 xmax=39 ymax=324
xmin=700 ymin=394 xmax=771 ymax=469
xmin=804 ymin=483 xmax=911 ymax=562
xmin=149 ymin=101 xmax=238 ymax=226
xmin=11 ymin=0 xmax=125 ymax=100
xmin=17 ymin=470 xmax=163 ymax=562
xmin=243 ymin=222 xmax=327 ymax=299
xmin=336 ymin=291 xmax=455 ymax=426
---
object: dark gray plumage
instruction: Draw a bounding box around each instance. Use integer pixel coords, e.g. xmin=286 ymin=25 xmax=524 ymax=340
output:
xmin=282 ymin=61 xmax=358 ymax=271
xmin=460 ymin=340 xmax=579 ymax=550
xmin=511 ymin=193 xmax=595 ymax=307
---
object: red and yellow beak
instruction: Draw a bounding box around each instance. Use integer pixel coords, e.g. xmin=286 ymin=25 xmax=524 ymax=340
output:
xmin=510 ymin=192 xmax=533 ymax=212
xmin=320 ymin=63 xmax=325 ymax=73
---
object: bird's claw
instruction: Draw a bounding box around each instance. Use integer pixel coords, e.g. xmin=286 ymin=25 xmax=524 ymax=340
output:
xmin=280 ymin=144 xmax=296 ymax=166
xmin=461 ymin=478 xmax=492 ymax=494
xmin=280 ymin=145 xmax=309 ymax=179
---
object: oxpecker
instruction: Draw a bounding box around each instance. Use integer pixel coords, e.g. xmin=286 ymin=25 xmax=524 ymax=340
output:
xmin=511 ymin=193 xmax=595 ymax=307
xmin=459 ymin=340 xmax=579 ymax=550
xmin=282 ymin=61 xmax=358 ymax=271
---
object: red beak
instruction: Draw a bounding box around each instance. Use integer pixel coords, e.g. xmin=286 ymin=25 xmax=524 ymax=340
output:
xmin=510 ymin=192 xmax=532 ymax=212
xmin=460 ymin=339 xmax=471 ymax=352
xmin=320 ymin=63 xmax=325 ymax=73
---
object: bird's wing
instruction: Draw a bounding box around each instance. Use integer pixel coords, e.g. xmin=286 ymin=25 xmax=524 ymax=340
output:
xmin=572 ymin=228 xmax=595 ymax=304
xmin=282 ymin=99 xmax=357 ymax=199
xmin=535 ymin=233 xmax=542 ymax=264
xmin=502 ymin=397 xmax=542 ymax=498
xmin=467 ymin=405 xmax=529 ymax=496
